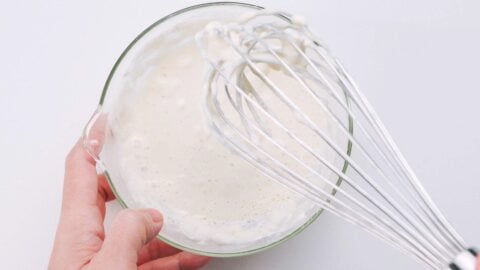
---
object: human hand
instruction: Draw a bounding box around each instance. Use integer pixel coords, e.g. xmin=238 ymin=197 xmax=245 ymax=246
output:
xmin=48 ymin=127 xmax=210 ymax=269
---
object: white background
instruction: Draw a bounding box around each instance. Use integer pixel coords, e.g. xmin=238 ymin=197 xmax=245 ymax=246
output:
xmin=1 ymin=0 xmax=479 ymax=269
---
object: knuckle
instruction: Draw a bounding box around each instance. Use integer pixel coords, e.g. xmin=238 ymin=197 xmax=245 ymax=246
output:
xmin=113 ymin=209 xmax=152 ymax=245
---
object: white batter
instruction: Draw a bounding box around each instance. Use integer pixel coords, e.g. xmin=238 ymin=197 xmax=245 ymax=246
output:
xmin=100 ymin=10 xmax=342 ymax=253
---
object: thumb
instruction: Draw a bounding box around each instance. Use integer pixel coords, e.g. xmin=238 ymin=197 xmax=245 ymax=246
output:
xmin=91 ymin=208 xmax=163 ymax=270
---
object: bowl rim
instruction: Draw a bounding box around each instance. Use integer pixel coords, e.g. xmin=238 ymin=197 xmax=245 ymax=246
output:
xmin=90 ymin=1 xmax=353 ymax=257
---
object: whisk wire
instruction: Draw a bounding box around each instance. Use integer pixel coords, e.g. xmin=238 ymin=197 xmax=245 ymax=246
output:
xmin=333 ymin=59 xmax=467 ymax=251
xmin=201 ymin=27 xmax=448 ymax=268
xmin=195 ymin=11 xmax=474 ymax=269
xmin=219 ymin=28 xmax=455 ymax=264
xmin=207 ymin=67 xmax=441 ymax=268
xmin=267 ymin=27 xmax=465 ymax=255
xmin=258 ymin=30 xmax=459 ymax=259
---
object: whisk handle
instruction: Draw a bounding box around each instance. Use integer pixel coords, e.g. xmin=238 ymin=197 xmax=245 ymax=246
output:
xmin=449 ymin=248 xmax=478 ymax=270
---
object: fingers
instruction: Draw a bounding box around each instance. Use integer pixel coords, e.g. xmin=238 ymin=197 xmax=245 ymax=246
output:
xmin=137 ymin=239 xmax=182 ymax=265
xmin=96 ymin=174 xmax=116 ymax=219
xmin=63 ymin=113 xmax=109 ymax=210
xmin=63 ymin=140 xmax=100 ymax=209
xmin=64 ymin=141 xmax=114 ymax=210
xmin=84 ymin=112 xmax=107 ymax=157
xmin=91 ymin=209 xmax=163 ymax=270
xmin=138 ymin=252 xmax=210 ymax=270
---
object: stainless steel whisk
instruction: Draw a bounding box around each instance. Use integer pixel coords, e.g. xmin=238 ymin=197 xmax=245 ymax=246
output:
xmin=196 ymin=10 xmax=477 ymax=270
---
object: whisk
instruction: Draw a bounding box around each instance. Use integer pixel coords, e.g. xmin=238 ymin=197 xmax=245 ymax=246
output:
xmin=195 ymin=10 xmax=478 ymax=270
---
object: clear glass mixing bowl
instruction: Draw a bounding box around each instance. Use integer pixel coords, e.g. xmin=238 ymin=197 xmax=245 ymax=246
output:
xmin=83 ymin=2 xmax=351 ymax=257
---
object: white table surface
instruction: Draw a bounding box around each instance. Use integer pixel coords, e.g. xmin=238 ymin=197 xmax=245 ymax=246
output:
xmin=1 ymin=0 xmax=479 ymax=269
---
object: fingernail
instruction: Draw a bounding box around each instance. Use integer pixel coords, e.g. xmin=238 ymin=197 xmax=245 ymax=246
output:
xmin=144 ymin=209 xmax=163 ymax=224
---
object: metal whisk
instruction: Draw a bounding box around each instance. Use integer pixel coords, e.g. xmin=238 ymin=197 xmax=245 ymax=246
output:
xmin=195 ymin=10 xmax=477 ymax=270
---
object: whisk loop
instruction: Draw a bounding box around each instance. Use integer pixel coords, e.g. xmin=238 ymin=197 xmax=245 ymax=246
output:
xmin=196 ymin=10 xmax=477 ymax=269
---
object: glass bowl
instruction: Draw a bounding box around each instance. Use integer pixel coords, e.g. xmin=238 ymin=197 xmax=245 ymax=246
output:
xmin=83 ymin=2 xmax=350 ymax=257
